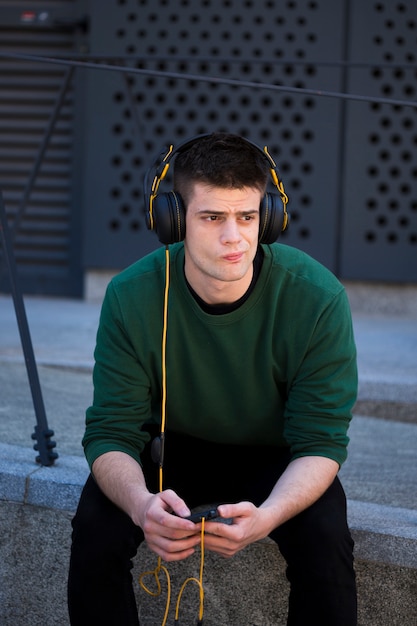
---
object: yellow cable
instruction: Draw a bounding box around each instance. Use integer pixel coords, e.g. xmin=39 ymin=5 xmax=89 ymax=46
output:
xmin=159 ymin=246 xmax=170 ymax=491
xmin=174 ymin=518 xmax=206 ymax=623
xmin=139 ymin=247 xmax=206 ymax=624
xmin=138 ymin=247 xmax=172 ymax=624
xmin=139 ymin=558 xmax=171 ymax=626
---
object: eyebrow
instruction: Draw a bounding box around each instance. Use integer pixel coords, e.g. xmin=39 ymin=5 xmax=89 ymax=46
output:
xmin=195 ymin=208 xmax=259 ymax=216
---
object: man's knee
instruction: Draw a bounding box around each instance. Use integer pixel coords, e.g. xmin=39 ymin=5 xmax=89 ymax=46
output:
xmin=71 ymin=476 xmax=143 ymax=560
xmin=272 ymin=478 xmax=354 ymax=569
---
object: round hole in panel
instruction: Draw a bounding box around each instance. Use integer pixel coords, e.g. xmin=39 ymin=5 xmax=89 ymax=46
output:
xmin=365 ymin=231 xmax=376 ymax=242
xmin=109 ymin=218 xmax=121 ymax=231
xmin=130 ymin=220 xmax=140 ymax=231
xmin=298 ymin=227 xmax=311 ymax=239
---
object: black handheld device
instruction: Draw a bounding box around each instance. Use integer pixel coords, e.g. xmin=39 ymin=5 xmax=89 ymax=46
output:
xmin=184 ymin=508 xmax=220 ymax=523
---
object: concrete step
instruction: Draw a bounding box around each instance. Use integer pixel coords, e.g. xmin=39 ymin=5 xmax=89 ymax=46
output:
xmin=1 ymin=413 xmax=416 ymax=626
xmin=0 ymin=291 xmax=416 ymax=624
xmin=1 ymin=492 xmax=416 ymax=625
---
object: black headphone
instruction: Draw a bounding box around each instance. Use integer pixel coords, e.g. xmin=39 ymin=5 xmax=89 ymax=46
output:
xmin=144 ymin=134 xmax=289 ymax=245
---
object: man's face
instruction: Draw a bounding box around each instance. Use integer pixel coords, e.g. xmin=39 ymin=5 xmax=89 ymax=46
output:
xmin=183 ymin=182 xmax=262 ymax=305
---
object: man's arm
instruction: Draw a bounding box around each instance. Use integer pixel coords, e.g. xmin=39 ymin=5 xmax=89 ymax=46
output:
xmin=202 ymin=455 xmax=339 ymax=558
xmin=258 ymin=454 xmax=339 ymax=528
xmin=92 ymin=451 xmax=202 ymax=561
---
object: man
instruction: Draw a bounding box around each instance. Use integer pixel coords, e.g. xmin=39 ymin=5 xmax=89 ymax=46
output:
xmin=68 ymin=133 xmax=358 ymax=625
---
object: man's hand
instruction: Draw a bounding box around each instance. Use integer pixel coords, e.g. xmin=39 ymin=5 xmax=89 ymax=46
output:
xmin=137 ymin=489 xmax=203 ymax=562
xmin=92 ymin=451 xmax=201 ymax=562
xmin=198 ymin=501 xmax=270 ymax=558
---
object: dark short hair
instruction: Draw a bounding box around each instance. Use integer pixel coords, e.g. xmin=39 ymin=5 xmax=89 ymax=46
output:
xmin=173 ymin=133 xmax=269 ymax=206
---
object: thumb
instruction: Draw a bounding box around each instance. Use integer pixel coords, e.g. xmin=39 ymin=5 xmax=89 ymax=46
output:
xmin=217 ymin=501 xmax=251 ymax=520
xmin=159 ymin=489 xmax=191 ymax=518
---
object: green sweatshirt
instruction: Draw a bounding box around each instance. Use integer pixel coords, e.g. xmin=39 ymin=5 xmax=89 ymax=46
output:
xmin=83 ymin=243 xmax=357 ymax=469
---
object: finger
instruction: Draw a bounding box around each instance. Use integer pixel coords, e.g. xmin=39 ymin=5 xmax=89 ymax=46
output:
xmin=206 ymin=531 xmax=247 ymax=558
xmin=148 ymin=533 xmax=201 ymax=561
xmin=217 ymin=501 xmax=253 ymax=519
xmin=203 ymin=535 xmax=240 ymax=558
xmin=162 ymin=511 xmax=203 ymax=535
xmin=158 ymin=489 xmax=191 ymax=518
xmin=147 ymin=515 xmax=201 ymax=543
xmin=204 ymin=520 xmax=232 ymax=538
xmin=149 ymin=541 xmax=198 ymax=562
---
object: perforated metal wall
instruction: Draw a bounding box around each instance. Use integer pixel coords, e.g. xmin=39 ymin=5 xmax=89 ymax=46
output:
xmin=82 ymin=0 xmax=345 ymax=271
xmin=3 ymin=1 xmax=415 ymax=292
xmin=342 ymin=1 xmax=417 ymax=282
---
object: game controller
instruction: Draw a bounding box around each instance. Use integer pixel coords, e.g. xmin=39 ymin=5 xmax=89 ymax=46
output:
xmin=177 ymin=507 xmax=234 ymax=525
xmin=184 ymin=507 xmax=221 ymax=523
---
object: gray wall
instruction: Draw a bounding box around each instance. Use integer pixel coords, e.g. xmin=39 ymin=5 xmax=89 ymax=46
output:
xmin=81 ymin=0 xmax=417 ymax=282
xmin=1 ymin=1 xmax=416 ymax=297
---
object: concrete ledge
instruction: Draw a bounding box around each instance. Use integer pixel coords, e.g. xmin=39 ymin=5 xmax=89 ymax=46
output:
xmin=1 ymin=500 xmax=416 ymax=625
xmin=344 ymin=282 xmax=417 ymax=316
xmin=353 ymin=399 xmax=417 ymax=423
xmin=133 ymin=543 xmax=417 ymax=626
xmin=1 ymin=444 xmax=417 ymax=624
xmin=0 ymin=443 xmax=89 ymax=512
xmin=347 ymin=500 xmax=417 ymax=569
xmin=1 ymin=442 xmax=417 ymax=559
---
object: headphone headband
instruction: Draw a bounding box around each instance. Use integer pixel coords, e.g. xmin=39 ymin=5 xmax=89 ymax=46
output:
xmin=144 ymin=133 xmax=289 ymax=244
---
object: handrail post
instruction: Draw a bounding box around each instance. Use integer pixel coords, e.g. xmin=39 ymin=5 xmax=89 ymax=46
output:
xmin=0 ymin=190 xmax=58 ymax=466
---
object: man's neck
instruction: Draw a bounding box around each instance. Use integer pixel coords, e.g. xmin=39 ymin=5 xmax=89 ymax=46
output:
xmin=185 ymin=248 xmax=264 ymax=314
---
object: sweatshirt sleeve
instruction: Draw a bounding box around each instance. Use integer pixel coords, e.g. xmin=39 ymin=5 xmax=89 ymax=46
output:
xmin=283 ymin=287 xmax=358 ymax=467
xmin=82 ymin=281 xmax=152 ymax=469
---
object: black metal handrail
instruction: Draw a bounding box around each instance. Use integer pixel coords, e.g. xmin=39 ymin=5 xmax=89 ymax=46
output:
xmin=0 ymin=189 xmax=58 ymax=466
xmin=0 ymin=65 xmax=75 ymax=466
xmin=1 ymin=51 xmax=417 ymax=109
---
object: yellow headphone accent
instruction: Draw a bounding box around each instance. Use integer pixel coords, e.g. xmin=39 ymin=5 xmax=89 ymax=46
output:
xmin=263 ymin=146 xmax=289 ymax=232
xmin=148 ymin=145 xmax=174 ymax=232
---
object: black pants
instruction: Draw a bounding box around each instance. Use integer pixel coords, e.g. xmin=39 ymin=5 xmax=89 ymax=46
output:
xmin=68 ymin=431 xmax=357 ymax=625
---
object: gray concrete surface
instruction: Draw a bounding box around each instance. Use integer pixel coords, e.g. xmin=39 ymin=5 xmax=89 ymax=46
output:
xmin=1 ymin=289 xmax=417 ymax=625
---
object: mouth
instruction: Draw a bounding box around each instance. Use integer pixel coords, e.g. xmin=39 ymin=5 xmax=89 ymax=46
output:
xmin=222 ymin=252 xmax=244 ymax=262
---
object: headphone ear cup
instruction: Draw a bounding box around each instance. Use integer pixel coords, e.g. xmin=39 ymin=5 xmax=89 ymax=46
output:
xmin=151 ymin=191 xmax=186 ymax=244
xmin=259 ymin=192 xmax=286 ymax=244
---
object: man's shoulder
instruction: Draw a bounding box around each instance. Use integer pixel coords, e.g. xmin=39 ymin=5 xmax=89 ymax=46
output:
xmin=111 ymin=243 xmax=183 ymax=288
xmin=265 ymin=243 xmax=343 ymax=296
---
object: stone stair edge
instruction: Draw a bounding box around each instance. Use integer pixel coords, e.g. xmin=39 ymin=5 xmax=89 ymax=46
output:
xmin=1 ymin=442 xmax=416 ymax=572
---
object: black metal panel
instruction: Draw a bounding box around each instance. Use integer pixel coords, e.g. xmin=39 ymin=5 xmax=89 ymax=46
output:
xmin=341 ymin=1 xmax=417 ymax=282
xmin=2 ymin=1 xmax=416 ymax=291
xmin=0 ymin=0 xmax=84 ymax=296
xmin=82 ymin=0 xmax=346 ymax=272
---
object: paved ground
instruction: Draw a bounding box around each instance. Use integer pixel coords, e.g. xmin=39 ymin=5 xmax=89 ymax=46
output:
xmin=0 ymin=293 xmax=416 ymax=511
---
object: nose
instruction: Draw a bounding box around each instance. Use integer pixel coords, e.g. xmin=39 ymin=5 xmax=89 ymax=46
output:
xmin=220 ymin=218 xmax=242 ymax=244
